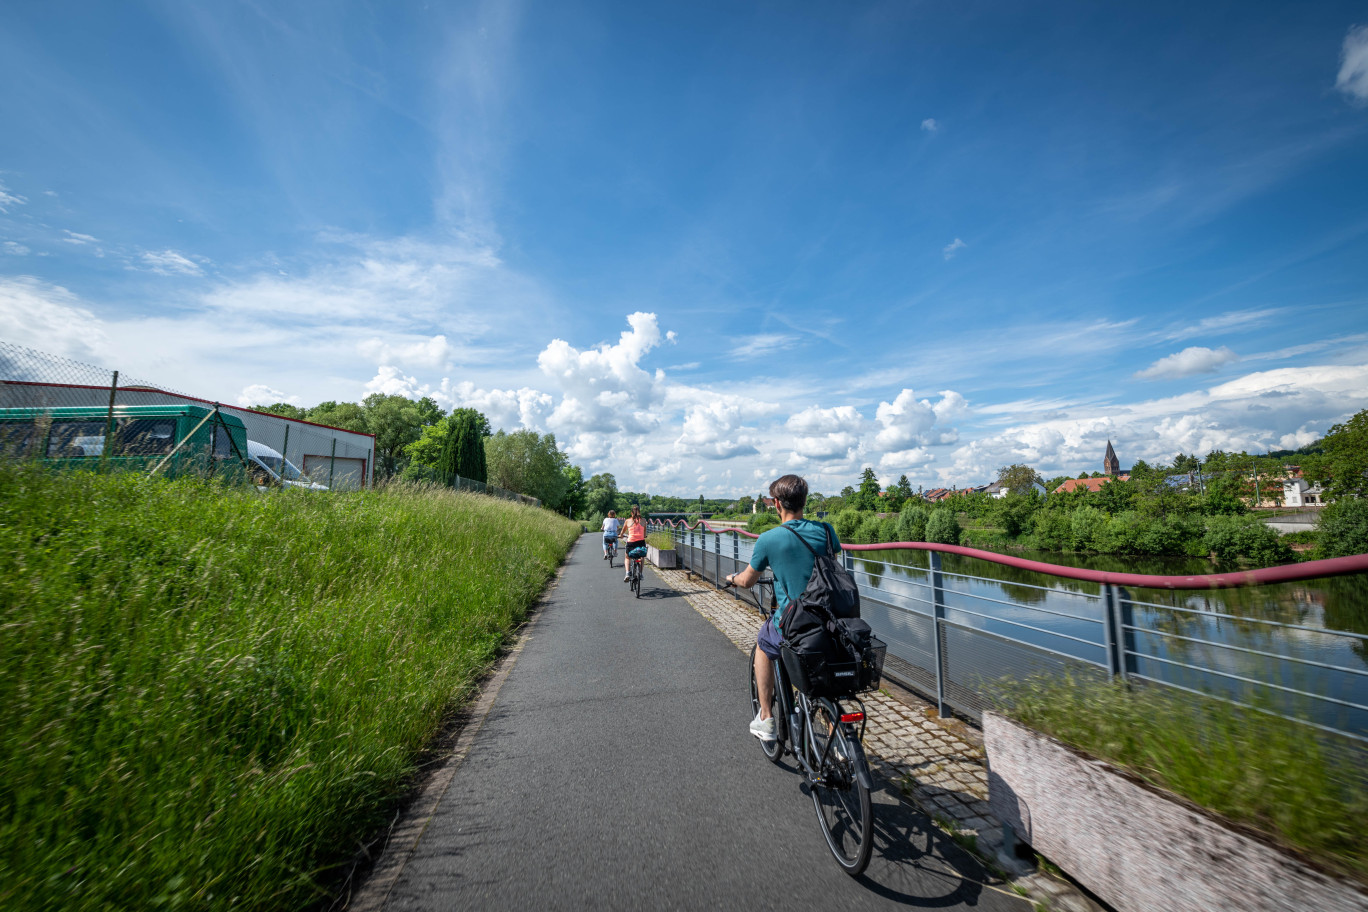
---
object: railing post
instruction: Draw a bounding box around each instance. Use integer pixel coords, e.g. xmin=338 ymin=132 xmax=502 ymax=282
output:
xmin=930 ymin=550 xmax=948 ymax=719
xmin=100 ymin=370 xmax=118 ymax=472
xmin=1115 ymin=586 xmax=1134 ymax=682
xmin=714 ymin=532 xmax=721 ymax=587
xmin=1102 ymin=583 xmax=1122 ymax=678
xmin=731 ymin=532 xmax=740 ymax=600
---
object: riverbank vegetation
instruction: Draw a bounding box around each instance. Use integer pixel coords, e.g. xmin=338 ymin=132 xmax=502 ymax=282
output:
xmin=999 ymin=675 xmax=1368 ymax=882
xmin=0 ymin=464 xmax=579 ymax=910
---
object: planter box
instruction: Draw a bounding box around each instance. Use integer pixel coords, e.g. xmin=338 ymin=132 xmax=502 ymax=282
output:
xmin=647 ymin=546 xmax=677 ymax=569
xmin=985 ymin=712 xmax=1368 ymax=912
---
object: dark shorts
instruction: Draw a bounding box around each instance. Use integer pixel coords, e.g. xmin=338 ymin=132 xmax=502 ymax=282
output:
xmin=757 ymin=617 xmax=784 ymax=659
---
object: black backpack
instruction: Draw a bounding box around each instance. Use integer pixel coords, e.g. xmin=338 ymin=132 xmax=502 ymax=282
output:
xmin=776 ymin=523 xmax=861 ymax=641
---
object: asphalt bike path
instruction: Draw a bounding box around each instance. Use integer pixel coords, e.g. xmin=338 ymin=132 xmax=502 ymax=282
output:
xmin=385 ymin=536 xmax=1027 ymax=910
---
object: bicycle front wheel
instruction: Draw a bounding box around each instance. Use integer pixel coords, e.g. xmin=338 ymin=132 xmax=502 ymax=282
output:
xmin=808 ymin=699 xmax=873 ymax=875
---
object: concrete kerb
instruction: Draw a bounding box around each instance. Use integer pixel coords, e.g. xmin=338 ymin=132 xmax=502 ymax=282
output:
xmin=649 ymin=564 xmax=1106 ymax=912
xmin=343 ymin=558 xmax=569 ymax=912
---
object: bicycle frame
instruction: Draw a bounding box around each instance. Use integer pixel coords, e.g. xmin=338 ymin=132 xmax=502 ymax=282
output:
xmin=769 ymin=653 xmax=874 ymax=791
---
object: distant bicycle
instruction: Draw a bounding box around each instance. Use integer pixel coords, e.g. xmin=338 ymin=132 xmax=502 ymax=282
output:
xmin=604 ymin=537 xmax=617 ymax=568
xmin=729 ymin=577 xmax=881 ymax=875
xmin=625 ymin=544 xmax=646 ymax=598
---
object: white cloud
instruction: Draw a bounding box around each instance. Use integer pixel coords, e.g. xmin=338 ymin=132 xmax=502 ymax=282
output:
xmin=786 ymin=405 xmax=865 ymax=463
xmin=3 ymin=242 xmax=29 ymax=256
xmin=538 ymin=312 xmax=668 ymax=435
xmin=0 ymin=276 xmax=106 ymax=363
xmin=358 ymin=334 xmax=457 ymax=369
xmin=730 ymin=333 xmax=799 ymax=358
xmin=62 ymin=231 xmax=99 ymax=245
xmin=1337 ymin=24 xmax=1368 ymax=103
xmin=874 ymin=388 xmax=963 ymax=450
xmin=942 ymin=238 xmax=966 ymax=260
xmin=675 ymin=400 xmax=760 ymax=459
xmin=1162 ymin=308 xmax=1282 ymax=342
xmin=140 ymin=249 xmax=205 ymax=276
xmin=920 ymin=118 xmax=940 ymax=132
xmin=0 ymin=183 xmax=26 ymax=212
xmin=237 ymin=384 xmax=301 ymax=407
xmin=1135 ymin=346 xmax=1238 ymax=380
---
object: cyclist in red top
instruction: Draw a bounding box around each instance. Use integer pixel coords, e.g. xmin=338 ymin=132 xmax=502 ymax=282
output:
xmin=621 ymin=505 xmax=647 ymax=582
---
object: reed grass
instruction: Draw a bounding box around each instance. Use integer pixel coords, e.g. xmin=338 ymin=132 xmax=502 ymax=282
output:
xmin=998 ymin=674 xmax=1368 ymax=881
xmin=646 ymin=530 xmax=674 ymax=551
xmin=0 ymin=464 xmax=579 ymax=910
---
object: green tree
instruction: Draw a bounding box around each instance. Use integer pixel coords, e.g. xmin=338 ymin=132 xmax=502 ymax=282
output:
xmin=415 ymin=396 xmax=445 ymax=428
xmin=839 ymin=485 xmax=855 ymax=501
xmin=1317 ymin=498 xmax=1368 ymax=558
xmin=257 ymin=403 xmax=307 ymax=419
xmin=306 ymin=401 xmax=368 ymax=433
xmin=448 ymin=408 xmax=490 ymax=482
xmin=1173 ymin=452 xmax=1201 ymax=473
xmin=738 ymin=494 xmax=754 ymax=514
xmin=1307 ymin=409 xmax=1368 ymax=502
xmin=585 ymin=473 xmax=619 ymax=518
xmin=484 ymin=430 xmax=570 ymax=507
xmin=996 ymin=463 xmax=1043 ymax=495
xmin=561 ymin=465 xmax=587 ymax=518
xmin=853 ymin=467 xmax=881 ymax=512
xmin=1203 ymin=514 xmax=1293 ymax=566
xmin=896 ymin=502 xmax=928 ymax=542
xmin=360 ymin=394 xmax=423 ymax=478
xmin=992 ymin=493 xmax=1039 ymax=537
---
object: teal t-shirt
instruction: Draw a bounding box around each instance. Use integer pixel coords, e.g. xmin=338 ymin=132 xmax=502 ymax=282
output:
xmin=749 ymin=518 xmax=840 ymax=626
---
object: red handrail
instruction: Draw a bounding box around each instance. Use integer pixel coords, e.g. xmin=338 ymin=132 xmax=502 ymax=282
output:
xmin=653 ymin=518 xmax=1368 ymax=591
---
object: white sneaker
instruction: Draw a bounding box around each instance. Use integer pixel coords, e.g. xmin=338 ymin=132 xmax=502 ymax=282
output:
xmin=749 ymin=712 xmax=777 ymax=742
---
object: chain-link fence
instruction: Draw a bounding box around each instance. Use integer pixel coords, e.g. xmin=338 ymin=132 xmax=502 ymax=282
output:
xmin=1 ymin=340 xmax=377 ymax=489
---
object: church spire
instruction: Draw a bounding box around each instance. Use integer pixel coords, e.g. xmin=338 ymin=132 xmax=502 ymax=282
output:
xmin=1103 ymin=440 xmax=1120 ymax=476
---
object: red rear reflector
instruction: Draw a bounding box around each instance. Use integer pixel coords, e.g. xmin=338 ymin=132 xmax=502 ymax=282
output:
xmin=840 ymin=713 xmax=864 ymax=723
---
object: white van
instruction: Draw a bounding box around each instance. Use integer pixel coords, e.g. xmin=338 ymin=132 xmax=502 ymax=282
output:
xmin=247 ymin=440 xmax=329 ymax=490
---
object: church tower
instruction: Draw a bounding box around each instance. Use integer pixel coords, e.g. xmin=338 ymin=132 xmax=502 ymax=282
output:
xmin=1103 ymin=440 xmax=1120 ymax=477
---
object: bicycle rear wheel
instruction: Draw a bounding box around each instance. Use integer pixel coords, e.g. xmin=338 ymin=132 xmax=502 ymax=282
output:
xmin=634 ymin=564 xmax=642 ymax=597
xmin=808 ymin=699 xmax=873 ymax=875
xmin=748 ymin=645 xmax=784 ymax=763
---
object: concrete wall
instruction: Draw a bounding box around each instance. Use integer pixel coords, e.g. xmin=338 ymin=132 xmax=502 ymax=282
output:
xmin=985 ymin=712 xmax=1368 ymax=912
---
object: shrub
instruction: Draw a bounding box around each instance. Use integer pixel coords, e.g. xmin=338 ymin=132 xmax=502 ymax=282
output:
xmin=1093 ymin=511 xmax=1140 ymax=554
xmin=1032 ymin=508 xmax=1073 ymax=551
xmin=1070 ymin=506 xmax=1107 ymax=550
xmin=992 ymin=493 xmax=1039 ymax=538
xmin=896 ymin=503 xmax=928 ymax=542
xmin=747 ymin=511 xmax=780 ymax=533
xmin=878 ymin=515 xmax=901 ymax=543
xmin=832 ymin=508 xmax=862 ymax=541
xmin=925 ymin=508 xmax=962 ymax=545
xmin=1203 ymin=514 xmax=1294 ymax=566
xmin=1317 ymin=499 xmax=1368 ymax=558
xmin=854 ymin=514 xmax=883 ymax=544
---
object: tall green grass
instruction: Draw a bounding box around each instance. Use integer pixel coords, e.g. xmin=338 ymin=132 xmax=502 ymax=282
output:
xmin=0 ymin=464 xmax=579 ymax=910
xmin=999 ymin=675 xmax=1368 ymax=881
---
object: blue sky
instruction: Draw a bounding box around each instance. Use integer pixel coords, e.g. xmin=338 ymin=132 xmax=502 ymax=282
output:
xmin=3 ymin=1 xmax=1368 ymax=495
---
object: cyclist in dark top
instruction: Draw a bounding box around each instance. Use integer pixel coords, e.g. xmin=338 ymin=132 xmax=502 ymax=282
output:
xmin=725 ymin=474 xmax=839 ymax=741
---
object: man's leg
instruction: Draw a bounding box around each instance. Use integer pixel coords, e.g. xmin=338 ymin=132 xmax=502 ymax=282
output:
xmin=754 ymin=645 xmax=774 ymax=721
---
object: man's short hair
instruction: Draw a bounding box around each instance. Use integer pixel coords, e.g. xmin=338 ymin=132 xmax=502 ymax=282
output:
xmin=769 ymin=474 xmax=808 ymax=514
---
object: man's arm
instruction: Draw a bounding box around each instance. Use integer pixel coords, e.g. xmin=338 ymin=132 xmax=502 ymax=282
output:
xmin=726 ymin=564 xmax=760 ymax=588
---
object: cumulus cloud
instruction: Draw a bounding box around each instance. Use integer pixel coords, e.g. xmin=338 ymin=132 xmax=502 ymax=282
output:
xmin=675 ymin=400 xmax=760 ymax=459
xmin=874 ymin=389 xmax=963 ymax=450
xmin=538 ymin=311 xmax=668 ymax=435
xmin=358 ymin=334 xmax=457 ymax=369
xmin=1135 ymin=346 xmax=1238 ymax=380
xmin=0 ymin=183 xmax=26 ymax=212
xmin=786 ymin=405 xmax=865 ymax=463
xmin=1337 ymin=24 xmax=1368 ymax=103
xmin=237 ymin=384 xmax=301 ymax=408
xmin=140 ymin=249 xmax=205 ymax=276
xmin=943 ymin=238 xmax=966 ymax=260
xmin=920 ymin=118 xmax=940 ymax=132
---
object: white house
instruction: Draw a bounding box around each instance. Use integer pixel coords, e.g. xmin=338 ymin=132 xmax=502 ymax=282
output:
xmin=986 ymin=480 xmax=1047 ymax=499
xmin=1283 ymin=479 xmax=1325 ymax=507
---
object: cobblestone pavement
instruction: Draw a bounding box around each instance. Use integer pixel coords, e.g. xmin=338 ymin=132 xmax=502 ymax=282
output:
xmin=650 ymin=564 xmax=1105 ymax=912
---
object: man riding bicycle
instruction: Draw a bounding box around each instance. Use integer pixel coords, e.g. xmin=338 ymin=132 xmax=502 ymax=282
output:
xmin=601 ymin=510 xmax=620 ymax=560
xmin=725 ymin=474 xmax=840 ymax=742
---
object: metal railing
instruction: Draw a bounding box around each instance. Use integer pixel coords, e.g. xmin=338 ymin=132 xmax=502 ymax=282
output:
xmin=649 ymin=519 xmax=1368 ymax=747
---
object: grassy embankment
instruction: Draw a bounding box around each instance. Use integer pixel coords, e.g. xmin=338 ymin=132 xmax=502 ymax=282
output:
xmin=0 ymin=464 xmax=579 ymax=910
xmin=1000 ymin=675 xmax=1368 ymax=881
